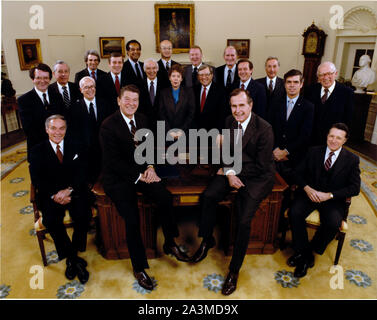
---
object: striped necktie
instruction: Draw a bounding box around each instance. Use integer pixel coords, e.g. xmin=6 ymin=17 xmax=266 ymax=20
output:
xmin=130 ymin=119 xmax=138 ymax=147
xmin=62 ymin=86 xmax=70 ymax=108
xmin=324 ymin=151 xmax=334 ymax=171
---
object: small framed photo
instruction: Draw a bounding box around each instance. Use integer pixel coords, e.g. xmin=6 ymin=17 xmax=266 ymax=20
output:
xmin=16 ymin=39 xmax=42 ymax=70
xmin=227 ymin=39 xmax=250 ymax=58
xmin=154 ymin=3 xmax=195 ymax=53
xmin=99 ymin=37 xmax=125 ymax=58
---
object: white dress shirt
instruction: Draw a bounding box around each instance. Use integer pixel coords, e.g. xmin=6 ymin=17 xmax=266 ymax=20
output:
xmin=110 ymin=72 xmax=121 ymax=84
xmin=147 ymin=78 xmax=158 ymax=96
xmin=224 ymin=65 xmax=237 ymax=86
xmin=34 ymin=87 xmax=50 ymax=104
xmin=240 ymin=77 xmax=252 ymax=89
xmin=57 ymin=82 xmax=71 ymax=99
xmin=84 ymin=97 xmax=97 ymax=119
xmin=49 ymin=139 xmax=64 ymax=155
xmin=321 ymin=81 xmax=336 ymax=99
xmin=266 ymin=76 xmax=277 ymax=91
xmin=324 ymin=146 xmax=342 ymax=168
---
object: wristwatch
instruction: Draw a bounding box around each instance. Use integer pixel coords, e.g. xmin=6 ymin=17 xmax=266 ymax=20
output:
xmin=330 ymin=193 xmax=334 ymax=199
xmin=68 ymin=187 xmax=74 ymax=194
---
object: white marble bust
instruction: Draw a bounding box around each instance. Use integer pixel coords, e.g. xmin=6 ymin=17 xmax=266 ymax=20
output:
xmin=352 ymin=54 xmax=376 ymax=93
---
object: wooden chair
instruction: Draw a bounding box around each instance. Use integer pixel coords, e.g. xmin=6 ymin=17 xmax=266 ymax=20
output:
xmin=280 ymin=185 xmax=351 ymax=265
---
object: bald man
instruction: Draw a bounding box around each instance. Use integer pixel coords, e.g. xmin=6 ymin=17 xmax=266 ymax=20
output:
xmin=157 ymin=40 xmax=179 ymax=88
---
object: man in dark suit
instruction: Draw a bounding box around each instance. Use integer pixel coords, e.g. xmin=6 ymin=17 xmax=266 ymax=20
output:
xmin=96 ymin=52 xmax=130 ymax=112
xmin=215 ymin=46 xmax=239 ymax=97
xmin=29 ymin=114 xmax=92 ymax=284
xmin=99 ymin=85 xmax=190 ymax=291
xmin=305 ymin=61 xmax=354 ymax=146
xmin=121 ymin=40 xmax=145 ymax=86
xmin=157 ymin=40 xmax=179 ymax=89
xmin=49 ymin=60 xmax=82 ymax=112
xmin=256 ymin=56 xmax=286 ymax=124
xmin=191 ymin=88 xmax=275 ymax=295
xmin=183 ymin=45 xmax=204 ymax=88
xmin=74 ymin=50 xmax=106 ymax=84
xmin=232 ymin=59 xmax=267 ymax=120
xmin=18 ymin=63 xmax=65 ymax=161
xmin=70 ymin=76 xmax=113 ymax=185
xmin=288 ymin=123 xmax=360 ymax=278
xmin=194 ymin=65 xmax=227 ymax=130
xmin=272 ymin=69 xmax=314 ymax=184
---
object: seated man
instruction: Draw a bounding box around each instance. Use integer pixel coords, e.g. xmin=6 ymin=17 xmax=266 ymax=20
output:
xmin=99 ymin=85 xmax=190 ymax=291
xmin=288 ymin=123 xmax=360 ymax=278
xmin=191 ymin=88 xmax=275 ymax=295
xmin=29 ymin=115 xmax=92 ymax=284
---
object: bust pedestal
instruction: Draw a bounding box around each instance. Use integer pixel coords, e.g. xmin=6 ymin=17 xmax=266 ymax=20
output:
xmin=349 ymin=93 xmax=373 ymax=142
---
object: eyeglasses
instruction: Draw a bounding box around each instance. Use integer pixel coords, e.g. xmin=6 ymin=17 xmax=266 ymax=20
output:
xmin=318 ymin=72 xmax=335 ymax=77
xmin=198 ymin=73 xmax=212 ymax=77
xmin=82 ymin=85 xmax=95 ymax=90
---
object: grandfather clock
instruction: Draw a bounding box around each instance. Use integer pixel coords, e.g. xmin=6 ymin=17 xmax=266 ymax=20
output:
xmin=302 ymin=22 xmax=327 ymax=87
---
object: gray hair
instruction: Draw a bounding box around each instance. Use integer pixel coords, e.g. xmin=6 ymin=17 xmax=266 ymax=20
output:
xmin=143 ymin=58 xmax=159 ymax=71
xmin=317 ymin=61 xmax=337 ymax=76
xmin=265 ymin=56 xmax=280 ymax=66
xmin=79 ymin=76 xmax=95 ymax=89
xmin=53 ymin=60 xmax=70 ymax=72
xmin=45 ymin=114 xmax=66 ymax=129
xmin=198 ymin=64 xmax=213 ymax=74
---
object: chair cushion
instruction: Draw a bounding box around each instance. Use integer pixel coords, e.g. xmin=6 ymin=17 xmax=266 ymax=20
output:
xmin=34 ymin=210 xmax=72 ymax=232
xmin=305 ymin=210 xmax=348 ymax=232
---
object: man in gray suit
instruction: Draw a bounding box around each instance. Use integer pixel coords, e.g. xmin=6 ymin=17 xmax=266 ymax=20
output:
xmin=183 ymin=45 xmax=204 ymax=88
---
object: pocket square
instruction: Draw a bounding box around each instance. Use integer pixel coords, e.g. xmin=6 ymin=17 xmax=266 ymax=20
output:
xmin=73 ymin=154 xmax=79 ymax=160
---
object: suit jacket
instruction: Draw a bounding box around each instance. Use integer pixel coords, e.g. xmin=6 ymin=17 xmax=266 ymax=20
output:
xmin=96 ymin=72 xmax=130 ymax=112
xmin=18 ymin=88 xmax=65 ymax=160
xmin=159 ymin=86 xmax=195 ymax=133
xmin=294 ymin=146 xmax=360 ymax=202
xmin=305 ymin=81 xmax=354 ymax=145
xmin=232 ymin=78 xmax=267 ymax=120
xmin=100 ymin=111 xmax=150 ymax=188
xmin=256 ymin=76 xmax=286 ymax=124
xmin=74 ymin=68 xmax=106 ymax=84
xmin=48 ymin=81 xmax=82 ymax=111
xmin=223 ymin=113 xmax=275 ymax=201
xmin=215 ymin=64 xmax=239 ymax=92
xmin=29 ymin=138 xmax=89 ymax=201
xmin=193 ymin=82 xmax=227 ymax=130
xmin=272 ymin=95 xmax=314 ymax=167
xmin=121 ymin=59 xmax=145 ymax=87
xmin=183 ymin=64 xmax=216 ymax=88
xmin=157 ymin=59 xmax=179 ymax=89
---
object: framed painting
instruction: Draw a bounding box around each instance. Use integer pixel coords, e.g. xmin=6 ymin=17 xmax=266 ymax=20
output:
xmin=16 ymin=39 xmax=42 ymax=70
xmin=99 ymin=37 xmax=125 ymax=58
xmin=154 ymin=3 xmax=195 ymax=53
xmin=227 ymin=39 xmax=250 ymax=58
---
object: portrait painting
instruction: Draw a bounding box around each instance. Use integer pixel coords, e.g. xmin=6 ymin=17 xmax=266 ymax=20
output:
xmin=227 ymin=39 xmax=250 ymax=58
xmin=16 ymin=39 xmax=42 ymax=70
xmin=99 ymin=37 xmax=125 ymax=58
xmin=155 ymin=3 xmax=195 ymax=53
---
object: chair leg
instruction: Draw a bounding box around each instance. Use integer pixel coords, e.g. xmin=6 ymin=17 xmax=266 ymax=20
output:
xmin=334 ymin=232 xmax=345 ymax=265
xmin=37 ymin=231 xmax=48 ymax=266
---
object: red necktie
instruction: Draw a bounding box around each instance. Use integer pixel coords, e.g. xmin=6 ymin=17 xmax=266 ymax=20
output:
xmin=115 ymin=75 xmax=120 ymax=95
xmin=241 ymin=83 xmax=245 ymax=90
xmin=200 ymin=86 xmax=206 ymax=112
xmin=56 ymin=145 xmax=63 ymax=163
xmin=91 ymin=70 xmax=96 ymax=80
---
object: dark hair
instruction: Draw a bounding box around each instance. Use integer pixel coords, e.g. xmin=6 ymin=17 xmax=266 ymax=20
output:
xmin=126 ymin=40 xmax=141 ymax=51
xmin=284 ymin=69 xmax=303 ymax=82
xmin=237 ymin=59 xmax=253 ymax=70
xmin=84 ymin=50 xmax=101 ymax=63
xmin=119 ymin=84 xmax=140 ymax=98
xmin=108 ymin=51 xmax=123 ymax=63
xmin=329 ymin=123 xmax=349 ymax=139
xmin=168 ymin=64 xmax=184 ymax=78
xmin=229 ymin=88 xmax=253 ymax=105
xmin=29 ymin=63 xmax=52 ymax=80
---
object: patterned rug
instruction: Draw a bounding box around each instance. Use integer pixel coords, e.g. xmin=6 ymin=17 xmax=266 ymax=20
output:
xmin=1 ymin=141 xmax=27 ymax=179
xmin=359 ymin=156 xmax=377 ymax=214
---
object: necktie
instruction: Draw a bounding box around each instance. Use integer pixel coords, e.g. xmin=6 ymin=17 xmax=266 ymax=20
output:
xmin=62 ymin=86 xmax=70 ymax=108
xmin=324 ymin=151 xmax=334 ymax=171
xmin=56 ymin=145 xmax=63 ymax=164
xmin=200 ymin=86 xmax=206 ymax=112
xmin=91 ymin=70 xmax=96 ymax=80
xmin=241 ymin=83 xmax=245 ymax=90
xmin=192 ymin=67 xmax=198 ymax=85
xmin=135 ymin=63 xmax=142 ymax=80
xmin=236 ymin=123 xmax=243 ymax=144
xmin=166 ymin=61 xmax=170 ymax=71
xmin=42 ymin=93 xmax=49 ymax=108
xmin=321 ymin=88 xmax=329 ymax=104
xmin=269 ymin=79 xmax=273 ymax=93
xmin=115 ymin=75 xmax=120 ymax=96
xmin=149 ymin=81 xmax=155 ymax=105
xmin=226 ymin=69 xmax=232 ymax=88
xmin=89 ymin=102 xmax=96 ymax=126
xmin=286 ymin=100 xmax=294 ymax=120
xmin=130 ymin=119 xmax=138 ymax=147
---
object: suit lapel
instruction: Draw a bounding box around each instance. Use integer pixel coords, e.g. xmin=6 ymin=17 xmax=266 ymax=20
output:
xmin=329 ymin=148 xmax=347 ymax=179
xmin=287 ymin=96 xmax=303 ymax=123
xmin=242 ymin=113 xmax=255 ymax=150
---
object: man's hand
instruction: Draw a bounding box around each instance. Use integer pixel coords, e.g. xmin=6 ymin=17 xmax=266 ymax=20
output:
xmin=227 ymin=173 xmax=245 ymax=189
xmin=217 ymin=168 xmax=224 ymax=175
xmin=140 ymin=167 xmax=161 ymax=184
xmin=169 ymin=130 xmax=183 ymax=140
xmin=304 ymin=186 xmax=332 ymax=203
xmin=273 ymin=148 xmax=289 ymax=162
xmin=216 ymin=134 xmax=224 ymax=148
xmin=52 ymin=188 xmax=72 ymax=205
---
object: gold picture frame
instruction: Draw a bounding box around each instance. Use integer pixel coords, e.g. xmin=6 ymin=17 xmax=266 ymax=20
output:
xmin=16 ymin=39 xmax=42 ymax=70
xmin=99 ymin=37 xmax=125 ymax=59
xmin=154 ymin=3 xmax=195 ymax=53
xmin=227 ymin=39 xmax=250 ymax=59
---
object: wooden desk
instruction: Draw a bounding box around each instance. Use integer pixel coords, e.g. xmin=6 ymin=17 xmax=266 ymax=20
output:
xmin=92 ymin=166 xmax=288 ymax=260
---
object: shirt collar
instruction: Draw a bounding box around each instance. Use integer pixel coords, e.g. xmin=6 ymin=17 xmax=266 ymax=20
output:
xmin=34 ymin=87 xmax=49 ymax=102
xmin=266 ymin=76 xmax=277 ymax=86
xmin=226 ymin=64 xmax=237 ymax=73
xmin=238 ymin=112 xmax=252 ymax=132
xmin=286 ymin=94 xmax=299 ymax=105
xmin=49 ymin=139 xmax=64 ymax=154
xmin=84 ymin=97 xmax=96 ymax=108
xmin=110 ymin=72 xmax=121 ymax=83
xmin=88 ymin=68 xmax=96 ymax=75
xmin=240 ymin=77 xmax=252 ymax=88
xmin=325 ymin=146 xmax=342 ymax=162
xmin=120 ymin=111 xmax=135 ymax=128
xmin=321 ymin=81 xmax=336 ymax=96
xmin=147 ymin=77 xmax=157 ymax=86
xmin=192 ymin=63 xmax=202 ymax=70
xmin=202 ymin=82 xmax=212 ymax=91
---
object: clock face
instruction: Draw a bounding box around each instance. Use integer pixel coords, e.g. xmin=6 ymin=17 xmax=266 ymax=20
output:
xmin=305 ymin=32 xmax=318 ymax=54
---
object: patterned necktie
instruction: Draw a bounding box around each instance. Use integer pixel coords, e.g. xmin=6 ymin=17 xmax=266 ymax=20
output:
xmin=62 ymin=86 xmax=70 ymax=108
xmin=200 ymin=86 xmax=206 ymax=112
xmin=286 ymin=100 xmax=294 ymax=120
xmin=42 ymin=93 xmax=49 ymax=108
xmin=269 ymin=79 xmax=273 ymax=93
xmin=130 ymin=119 xmax=138 ymax=147
xmin=56 ymin=145 xmax=63 ymax=163
xmin=91 ymin=70 xmax=96 ymax=80
xmin=324 ymin=151 xmax=334 ymax=171
xmin=241 ymin=83 xmax=245 ymax=90
xmin=135 ymin=63 xmax=142 ymax=80
xmin=321 ymin=88 xmax=329 ymax=104
xmin=115 ymin=75 xmax=120 ymax=96
xmin=166 ymin=61 xmax=170 ymax=72
xmin=226 ymin=69 xmax=232 ymax=88
xmin=192 ymin=67 xmax=198 ymax=84
xmin=149 ymin=81 xmax=155 ymax=105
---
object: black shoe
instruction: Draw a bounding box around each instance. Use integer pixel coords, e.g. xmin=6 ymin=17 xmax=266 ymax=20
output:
xmin=76 ymin=256 xmax=88 ymax=267
xmin=65 ymin=258 xmax=77 ymax=280
xmin=134 ymin=270 xmax=154 ymax=291
xmin=163 ymin=243 xmax=191 ymax=262
xmin=287 ymin=252 xmax=304 ymax=267
xmin=221 ymin=272 xmax=239 ymax=296
xmin=294 ymin=253 xmax=315 ymax=278
xmin=76 ymin=262 xmax=89 ymax=284
xmin=191 ymin=238 xmax=215 ymax=263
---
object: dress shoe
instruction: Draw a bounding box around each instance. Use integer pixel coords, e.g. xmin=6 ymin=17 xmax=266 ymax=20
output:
xmin=134 ymin=270 xmax=154 ymax=291
xmin=76 ymin=262 xmax=89 ymax=284
xmin=222 ymin=272 xmax=239 ymax=296
xmin=163 ymin=243 xmax=191 ymax=262
xmin=76 ymin=256 xmax=88 ymax=267
xmin=65 ymin=258 xmax=77 ymax=280
xmin=287 ymin=252 xmax=304 ymax=267
xmin=294 ymin=253 xmax=315 ymax=278
xmin=191 ymin=239 xmax=215 ymax=263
